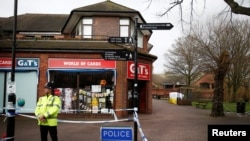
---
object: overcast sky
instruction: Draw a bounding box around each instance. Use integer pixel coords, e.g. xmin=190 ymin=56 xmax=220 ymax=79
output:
xmin=0 ymin=0 xmax=239 ymax=74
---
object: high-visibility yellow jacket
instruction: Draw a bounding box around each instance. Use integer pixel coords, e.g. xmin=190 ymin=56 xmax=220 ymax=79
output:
xmin=35 ymin=94 xmax=61 ymax=126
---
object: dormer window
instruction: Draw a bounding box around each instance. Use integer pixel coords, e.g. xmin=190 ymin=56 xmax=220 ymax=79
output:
xmin=119 ymin=18 xmax=143 ymax=48
xmin=76 ymin=17 xmax=93 ymax=39
xmin=83 ymin=18 xmax=93 ymax=38
xmin=120 ymin=18 xmax=129 ymax=37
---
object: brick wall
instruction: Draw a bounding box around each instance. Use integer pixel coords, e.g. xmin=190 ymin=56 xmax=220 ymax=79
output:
xmin=93 ymin=17 xmax=119 ymax=37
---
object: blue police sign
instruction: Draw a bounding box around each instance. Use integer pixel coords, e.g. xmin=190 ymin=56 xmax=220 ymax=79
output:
xmin=101 ymin=126 xmax=133 ymax=141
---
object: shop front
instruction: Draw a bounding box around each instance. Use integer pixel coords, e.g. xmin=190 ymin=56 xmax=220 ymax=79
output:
xmin=47 ymin=58 xmax=116 ymax=114
xmin=127 ymin=61 xmax=151 ymax=113
xmin=0 ymin=57 xmax=39 ymax=113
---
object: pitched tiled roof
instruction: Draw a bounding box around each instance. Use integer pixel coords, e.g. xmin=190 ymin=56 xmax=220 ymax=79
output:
xmin=73 ymin=0 xmax=137 ymax=12
xmin=0 ymin=17 xmax=7 ymax=22
xmin=1 ymin=14 xmax=68 ymax=32
xmin=62 ymin=0 xmax=148 ymax=34
xmin=152 ymin=74 xmax=166 ymax=85
xmin=0 ymin=1 xmax=149 ymax=35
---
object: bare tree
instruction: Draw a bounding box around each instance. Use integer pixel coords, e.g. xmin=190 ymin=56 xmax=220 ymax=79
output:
xmin=225 ymin=20 xmax=250 ymax=102
xmin=164 ymin=36 xmax=202 ymax=86
xmin=147 ymin=0 xmax=250 ymax=16
xmin=148 ymin=0 xmax=250 ymax=117
xmin=224 ymin=0 xmax=250 ymax=16
xmin=189 ymin=19 xmax=250 ymax=117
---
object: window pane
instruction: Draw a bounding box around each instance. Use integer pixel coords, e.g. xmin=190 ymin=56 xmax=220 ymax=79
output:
xmin=120 ymin=19 xmax=129 ymax=25
xmin=137 ymin=33 xmax=143 ymax=48
xmin=83 ymin=18 xmax=93 ymax=24
xmin=120 ymin=26 xmax=129 ymax=37
xmin=83 ymin=25 xmax=92 ymax=38
xmin=77 ymin=24 xmax=82 ymax=35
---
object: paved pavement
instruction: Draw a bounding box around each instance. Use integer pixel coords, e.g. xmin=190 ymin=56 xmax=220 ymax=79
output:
xmin=1 ymin=99 xmax=250 ymax=141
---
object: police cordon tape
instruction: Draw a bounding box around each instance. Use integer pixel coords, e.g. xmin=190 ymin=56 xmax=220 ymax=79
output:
xmin=0 ymin=107 xmax=148 ymax=141
xmin=0 ymin=136 xmax=14 ymax=141
xmin=18 ymin=113 xmax=134 ymax=124
xmin=1 ymin=107 xmax=134 ymax=122
xmin=134 ymin=111 xmax=148 ymax=141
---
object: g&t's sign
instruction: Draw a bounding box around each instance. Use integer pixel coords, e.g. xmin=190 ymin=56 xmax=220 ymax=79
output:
xmin=0 ymin=58 xmax=39 ymax=68
xmin=127 ymin=61 xmax=150 ymax=80
xmin=16 ymin=58 xmax=39 ymax=67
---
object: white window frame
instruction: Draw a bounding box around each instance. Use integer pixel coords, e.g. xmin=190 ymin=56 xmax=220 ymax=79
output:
xmin=120 ymin=19 xmax=129 ymax=37
xmin=82 ymin=18 xmax=93 ymax=38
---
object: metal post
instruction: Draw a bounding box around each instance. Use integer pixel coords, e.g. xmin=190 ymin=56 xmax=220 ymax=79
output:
xmin=6 ymin=93 xmax=16 ymax=141
xmin=6 ymin=0 xmax=17 ymax=140
xmin=133 ymin=18 xmax=138 ymax=141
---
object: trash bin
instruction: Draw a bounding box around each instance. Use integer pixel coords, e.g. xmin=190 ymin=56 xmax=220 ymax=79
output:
xmin=236 ymin=102 xmax=246 ymax=114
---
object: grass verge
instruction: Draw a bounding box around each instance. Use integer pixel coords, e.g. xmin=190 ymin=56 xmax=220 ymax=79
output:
xmin=192 ymin=101 xmax=250 ymax=112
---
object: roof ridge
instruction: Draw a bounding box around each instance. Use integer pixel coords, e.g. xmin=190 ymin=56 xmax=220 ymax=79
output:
xmin=72 ymin=0 xmax=138 ymax=12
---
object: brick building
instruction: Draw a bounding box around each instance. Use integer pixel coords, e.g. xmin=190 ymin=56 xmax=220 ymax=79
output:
xmin=0 ymin=1 xmax=157 ymax=117
xmin=152 ymin=73 xmax=215 ymax=101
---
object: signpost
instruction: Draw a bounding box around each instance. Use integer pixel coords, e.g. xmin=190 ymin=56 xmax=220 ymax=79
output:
xmin=138 ymin=23 xmax=174 ymax=30
xmin=6 ymin=0 xmax=17 ymax=141
xmin=108 ymin=37 xmax=133 ymax=44
xmin=133 ymin=21 xmax=174 ymax=141
xmin=106 ymin=20 xmax=173 ymax=141
xmin=103 ymin=50 xmax=134 ymax=61
xmin=100 ymin=126 xmax=133 ymax=141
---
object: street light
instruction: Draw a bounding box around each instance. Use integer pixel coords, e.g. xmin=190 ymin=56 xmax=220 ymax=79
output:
xmin=6 ymin=0 xmax=18 ymax=141
xmin=133 ymin=18 xmax=138 ymax=141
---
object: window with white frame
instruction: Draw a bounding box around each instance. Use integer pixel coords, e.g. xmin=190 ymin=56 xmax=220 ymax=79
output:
xmin=120 ymin=19 xmax=129 ymax=37
xmin=83 ymin=18 xmax=93 ymax=38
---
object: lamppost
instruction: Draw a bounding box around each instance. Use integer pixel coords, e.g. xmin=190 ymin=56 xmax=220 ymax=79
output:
xmin=133 ymin=18 xmax=139 ymax=141
xmin=6 ymin=0 xmax=18 ymax=141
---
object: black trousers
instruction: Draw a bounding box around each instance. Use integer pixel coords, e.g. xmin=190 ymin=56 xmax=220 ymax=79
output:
xmin=40 ymin=125 xmax=58 ymax=141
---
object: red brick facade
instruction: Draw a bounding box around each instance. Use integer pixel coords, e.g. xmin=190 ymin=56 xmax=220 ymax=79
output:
xmin=0 ymin=1 xmax=156 ymax=118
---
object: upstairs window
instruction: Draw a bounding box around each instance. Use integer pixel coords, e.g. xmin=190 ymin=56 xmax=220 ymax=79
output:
xmin=121 ymin=19 xmax=143 ymax=48
xmin=82 ymin=18 xmax=93 ymax=38
xmin=76 ymin=18 xmax=93 ymax=38
xmin=120 ymin=19 xmax=129 ymax=37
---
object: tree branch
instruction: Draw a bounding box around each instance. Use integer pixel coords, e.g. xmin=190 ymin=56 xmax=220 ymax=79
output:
xmin=224 ymin=0 xmax=250 ymax=16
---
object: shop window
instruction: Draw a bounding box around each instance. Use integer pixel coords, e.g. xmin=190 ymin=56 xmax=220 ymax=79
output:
xmin=50 ymin=70 xmax=115 ymax=114
xmin=53 ymin=72 xmax=77 ymax=88
xmin=78 ymin=71 xmax=115 ymax=114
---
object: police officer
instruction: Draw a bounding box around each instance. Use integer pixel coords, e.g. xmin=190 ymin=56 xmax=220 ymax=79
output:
xmin=35 ymin=82 xmax=61 ymax=141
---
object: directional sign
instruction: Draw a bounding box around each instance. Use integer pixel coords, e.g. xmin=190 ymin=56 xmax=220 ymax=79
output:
xmin=101 ymin=126 xmax=133 ymax=141
xmin=138 ymin=23 xmax=173 ymax=30
xmin=103 ymin=50 xmax=134 ymax=61
xmin=108 ymin=37 xmax=133 ymax=44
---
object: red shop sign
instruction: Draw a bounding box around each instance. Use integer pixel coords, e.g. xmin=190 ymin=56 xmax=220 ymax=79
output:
xmin=127 ymin=61 xmax=150 ymax=80
xmin=0 ymin=58 xmax=12 ymax=68
xmin=48 ymin=58 xmax=116 ymax=69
